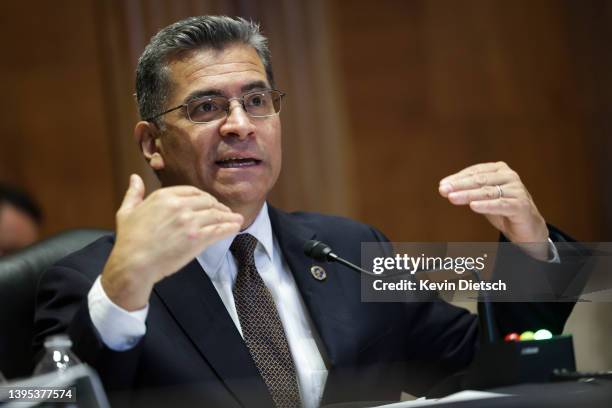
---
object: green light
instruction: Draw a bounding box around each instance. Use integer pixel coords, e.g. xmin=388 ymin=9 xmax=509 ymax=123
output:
xmin=534 ymin=329 xmax=553 ymax=340
xmin=519 ymin=331 xmax=535 ymax=341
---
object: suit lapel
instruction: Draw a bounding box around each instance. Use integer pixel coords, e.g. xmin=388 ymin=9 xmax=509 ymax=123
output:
xmin=153 ymin=259 xmax=274 ymax=407
xmin=152 ymin=206 xmax=361 ymax=406
xmin=268 ymin=206 xmax=360 ymax=368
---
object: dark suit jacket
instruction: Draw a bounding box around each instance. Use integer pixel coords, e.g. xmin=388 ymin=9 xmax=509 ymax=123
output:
xmin=33 ymin=206 xmax=579 ymax=407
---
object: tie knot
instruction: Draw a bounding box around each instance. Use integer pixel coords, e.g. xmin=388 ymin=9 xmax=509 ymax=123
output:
xmin=230 ymin=233 xmax=258 ymax=267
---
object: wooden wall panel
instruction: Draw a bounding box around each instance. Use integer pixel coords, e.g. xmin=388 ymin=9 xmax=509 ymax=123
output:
xmin=1 ymin=0 xmax=607 ymax=241
xmin=328 ymin=0 xmax=606 ymax=241
xmin=0 ymin=0 xmax=116 ymax=235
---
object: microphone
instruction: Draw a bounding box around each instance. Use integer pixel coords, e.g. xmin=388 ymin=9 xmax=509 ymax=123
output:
xmin=303 ymin=240 xmax=379 ymax=277
xmin=303 ymin=240 xmax=453 ymax=278
xmin=304 ymin=240 xmax=444 ymax=278
xmin=303 ymin=240 xmax=334 ymax=262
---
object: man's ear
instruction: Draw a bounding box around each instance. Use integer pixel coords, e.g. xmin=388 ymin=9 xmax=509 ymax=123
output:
xmin=134 ymin=121 xmax=165 ymax=171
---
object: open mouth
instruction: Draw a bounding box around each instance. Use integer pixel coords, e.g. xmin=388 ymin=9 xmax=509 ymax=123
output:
xmin=215 ymin=157 xmax=262 ymax=168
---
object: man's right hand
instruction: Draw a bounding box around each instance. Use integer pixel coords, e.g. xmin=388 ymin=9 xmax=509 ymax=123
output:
xmin=101 ymin=174 xmax=243 ymax=311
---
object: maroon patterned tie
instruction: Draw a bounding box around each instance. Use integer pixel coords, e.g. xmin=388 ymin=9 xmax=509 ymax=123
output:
xmin=230 ymin=233 xmax=302 ymax=408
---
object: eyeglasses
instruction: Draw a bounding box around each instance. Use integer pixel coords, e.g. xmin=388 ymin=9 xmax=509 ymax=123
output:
xmin=145 ymin=89 xmax=286 ymax=124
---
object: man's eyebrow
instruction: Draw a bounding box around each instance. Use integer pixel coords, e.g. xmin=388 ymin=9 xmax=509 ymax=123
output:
xmin=183 ymin=89 xmax=224 ymax=103
xmin=241 ymin=81 xmax=270 ymax=92
xmin=181 ymin=81 xmax=270 ymax=103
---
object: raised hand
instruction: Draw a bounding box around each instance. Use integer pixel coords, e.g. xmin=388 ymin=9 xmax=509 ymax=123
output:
xmin=101 ymin=174 xmax=243 ymax=310
xmin=438 ymin=162 xmax=549 ymax=260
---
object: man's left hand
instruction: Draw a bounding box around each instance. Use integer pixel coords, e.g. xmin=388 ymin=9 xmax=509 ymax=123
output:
xmin=438 ymin=161 xmax=549 ymax=260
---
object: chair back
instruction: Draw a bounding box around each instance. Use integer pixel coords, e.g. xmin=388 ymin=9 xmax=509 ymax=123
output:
xmin=0 ymin=229 xmax=110 ymax=379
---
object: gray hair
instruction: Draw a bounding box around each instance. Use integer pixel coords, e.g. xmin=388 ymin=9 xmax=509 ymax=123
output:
xmin=135 ymin=16 xmax=274 ymax=125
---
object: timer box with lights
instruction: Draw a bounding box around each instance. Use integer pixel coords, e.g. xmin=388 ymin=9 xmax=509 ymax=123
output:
xmin=463 ymin=334 xmax=576 ymax=389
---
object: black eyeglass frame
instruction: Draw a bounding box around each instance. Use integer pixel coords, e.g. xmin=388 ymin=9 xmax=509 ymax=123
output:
xmin=144 ymin=88 xmax=286 ymax=124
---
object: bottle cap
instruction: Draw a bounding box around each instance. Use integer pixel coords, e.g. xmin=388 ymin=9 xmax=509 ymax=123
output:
xmin=43 ymin=334 xmax=73 ymax=349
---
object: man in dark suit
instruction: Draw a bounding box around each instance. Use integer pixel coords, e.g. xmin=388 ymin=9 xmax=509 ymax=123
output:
xmin=34 ymin=16 xmax=577 ymax=407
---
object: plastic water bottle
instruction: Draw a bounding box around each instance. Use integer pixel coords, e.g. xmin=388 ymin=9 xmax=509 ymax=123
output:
xmin=33 ymin=334 xmax=81 ymax=375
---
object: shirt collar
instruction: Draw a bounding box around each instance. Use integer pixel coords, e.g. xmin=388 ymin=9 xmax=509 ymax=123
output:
xmin=196 ymin=202 xmax=273 ymax=280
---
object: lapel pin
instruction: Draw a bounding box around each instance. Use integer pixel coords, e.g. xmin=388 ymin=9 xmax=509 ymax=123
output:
xmin=310 ymin=265 xmax=327 ymax=281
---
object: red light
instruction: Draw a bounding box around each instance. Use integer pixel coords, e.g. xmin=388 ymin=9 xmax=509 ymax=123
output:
xmin=504 ymin=332 xmax=520 ymax=342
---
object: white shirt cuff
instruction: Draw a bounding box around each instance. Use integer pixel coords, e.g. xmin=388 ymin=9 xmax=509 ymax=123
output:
xmin=548 ymin=237 xmax=561 ymax=264
xmin=87 ymin=275 xmax=148 ymax=351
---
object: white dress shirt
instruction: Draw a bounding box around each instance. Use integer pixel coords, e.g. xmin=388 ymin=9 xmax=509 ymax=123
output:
xmin=88 ymin=203 xmax=328 ymax=408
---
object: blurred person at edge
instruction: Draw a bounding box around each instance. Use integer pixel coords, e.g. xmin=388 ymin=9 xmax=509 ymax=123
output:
xmin=0 ymin=184 xmax=41 ymax=256
xmin=33 ymin=15 xmax=582 ymax=408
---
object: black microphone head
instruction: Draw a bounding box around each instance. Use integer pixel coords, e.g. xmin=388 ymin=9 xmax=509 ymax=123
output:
xmin=303 ymin=240 xmax=333 ymax=262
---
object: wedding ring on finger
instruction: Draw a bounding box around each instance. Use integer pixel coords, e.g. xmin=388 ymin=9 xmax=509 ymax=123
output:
xmin=496 ymin=185 xmax=503 ymax=199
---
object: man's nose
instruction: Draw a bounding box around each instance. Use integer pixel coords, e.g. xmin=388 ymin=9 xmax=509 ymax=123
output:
xmin=219 ymin=101 xmax=256 ymax=140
